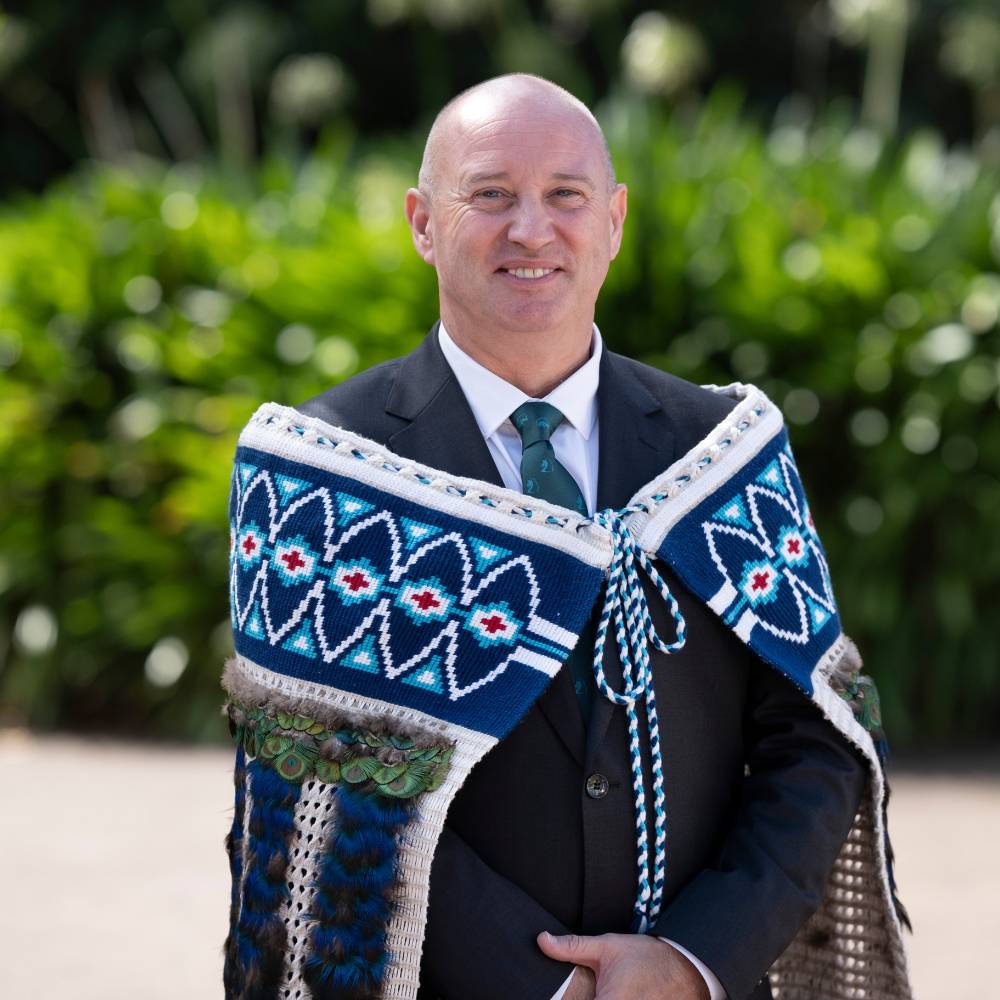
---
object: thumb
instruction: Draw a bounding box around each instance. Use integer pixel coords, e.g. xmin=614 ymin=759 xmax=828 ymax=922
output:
xmin=536 ymin=930 xmax=601 ymax=967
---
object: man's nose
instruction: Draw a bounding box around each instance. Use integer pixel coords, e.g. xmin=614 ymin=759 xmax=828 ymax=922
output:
xmin=506 ymin=196 xmax=555 ymax=248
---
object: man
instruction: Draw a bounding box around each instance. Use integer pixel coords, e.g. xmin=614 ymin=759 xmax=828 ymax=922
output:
xmin=297 ymin=73 xmax=868 ymax=1000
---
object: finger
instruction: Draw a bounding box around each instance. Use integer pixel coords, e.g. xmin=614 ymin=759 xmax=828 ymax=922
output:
xmin=536 ymin=931 xmax=602 ymax=967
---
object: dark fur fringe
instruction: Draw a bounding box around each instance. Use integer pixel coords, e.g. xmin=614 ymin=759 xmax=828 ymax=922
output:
xmin=229 ymin=756 xmax=303 ymax=999
xmin=221 ymin=655 xmax=452 ymax=751
xmin=223 ymin=746 xmax=248 ymax=995
xmin=303 ymin=785 xmax=414 ymax=1000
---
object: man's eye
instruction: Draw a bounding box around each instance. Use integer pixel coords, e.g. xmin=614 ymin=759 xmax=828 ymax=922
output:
xmin=475 ymin=189 xmax=506 ymax=199
xmin=553 ymin=188 xmax=583 ymax=199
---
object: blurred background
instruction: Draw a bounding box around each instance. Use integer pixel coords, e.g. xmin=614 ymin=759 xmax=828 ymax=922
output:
xmin=0 ymin=1 xmax=997 ymax=996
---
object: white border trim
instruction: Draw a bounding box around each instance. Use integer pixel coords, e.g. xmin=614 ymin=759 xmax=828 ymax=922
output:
xmin=240 ymin=404 xmax=612 ymax=568
xmin=628 ymin=384 xmax=784 ymax=551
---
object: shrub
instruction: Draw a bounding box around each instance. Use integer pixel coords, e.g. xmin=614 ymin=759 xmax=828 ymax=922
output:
xmin=1 ymin=92 xmax=997 ymax=745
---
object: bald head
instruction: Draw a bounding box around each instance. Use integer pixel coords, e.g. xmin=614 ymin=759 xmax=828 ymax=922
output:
xmin=418 ymin=74 xmax=616 ymax=198
xmin=403 ymin=72 xmax=628 ymax=379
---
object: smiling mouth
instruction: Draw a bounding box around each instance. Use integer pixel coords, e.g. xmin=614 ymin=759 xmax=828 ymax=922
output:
xmin=497 ymin=266 xmax=560 ymax=280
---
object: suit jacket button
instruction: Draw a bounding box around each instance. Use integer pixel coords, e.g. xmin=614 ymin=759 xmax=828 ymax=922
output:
xmin=585 ymin=772 xmax=609 ymax=799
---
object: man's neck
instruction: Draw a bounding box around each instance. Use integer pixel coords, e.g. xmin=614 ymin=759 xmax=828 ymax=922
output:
xmin=440 ymin=320 xmax=594 ymax=398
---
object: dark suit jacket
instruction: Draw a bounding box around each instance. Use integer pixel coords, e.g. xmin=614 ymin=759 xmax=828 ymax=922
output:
xmin=297 ymin=325 xmax=868 ymax=1000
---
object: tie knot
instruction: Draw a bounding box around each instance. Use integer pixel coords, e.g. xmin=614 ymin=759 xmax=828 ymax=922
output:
xmin=510 ymin=401 xmax=566 ymax=447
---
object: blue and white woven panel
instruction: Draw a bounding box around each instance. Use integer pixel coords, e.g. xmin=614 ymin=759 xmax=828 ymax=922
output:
xmin=229 ymin=411 xmax=609 ymax=741
xmin=633 ymin=389 xmax=841 ymax=697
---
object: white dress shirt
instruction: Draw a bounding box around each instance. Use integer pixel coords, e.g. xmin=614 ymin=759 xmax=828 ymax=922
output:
xmin=437 ymin=322 xmax=601 ymax=514
xmin=438 ymin=322 xmax=727 ymax=1000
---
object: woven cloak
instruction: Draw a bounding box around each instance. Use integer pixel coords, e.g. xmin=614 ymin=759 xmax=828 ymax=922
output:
xmin=221 ymin=382 xmax=913 ymax=1000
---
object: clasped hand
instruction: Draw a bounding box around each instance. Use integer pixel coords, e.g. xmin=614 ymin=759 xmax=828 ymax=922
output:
xmin=536 ymin=931 xmax=710 ymax=1000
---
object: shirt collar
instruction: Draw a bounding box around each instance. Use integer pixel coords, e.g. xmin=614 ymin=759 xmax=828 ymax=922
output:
xmin=438 ymin=322 xmax=602 ymax=441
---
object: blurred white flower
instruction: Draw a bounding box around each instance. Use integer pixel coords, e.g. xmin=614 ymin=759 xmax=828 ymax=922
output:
xmin=830 ymin=0 xmax=911 ymax=45
xmin=961 ymin=274 xmax=1000 ymax=332
xmin=111 ymin=396 xmax=163 ymax=441
xmin=276 ymin=323 xmax=316 ymax=365
xmin=14 ymin=605 xmax=58 ymax=655
xmin=271 ymin=54 xmax=350 ymax=126
xmin=145 ymin=637 xmax=189 ymax=687
xmin=901 ymin=414 xmax=940 ymax=454
xmin=917 ymin=323 xmax=974 ymax=366
xmin=123 ymin=275 xmax=163 ymax=314
xmin=846 ymin=496 xmax=884 ymax=535
xmin=622 ymin=12 xmax=708 ymax=97
xmin=161 ymin=191 xmax=198 ymax=230
xmin=940 ymin=10 xmax=1000 ymax=89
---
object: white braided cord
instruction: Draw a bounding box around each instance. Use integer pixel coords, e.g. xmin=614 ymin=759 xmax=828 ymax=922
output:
xmin=591 ymin=506 xmax=687 ymax=931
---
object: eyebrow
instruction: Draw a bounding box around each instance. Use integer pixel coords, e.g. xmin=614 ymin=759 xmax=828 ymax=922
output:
xmin=464 ymin=170 xmax=596 ymax=189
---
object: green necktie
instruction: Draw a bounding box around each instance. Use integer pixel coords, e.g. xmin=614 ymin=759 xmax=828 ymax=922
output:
xmin=510 ymin=401 xmax=594 ymax=727
xmin=510 ymin=401 xmax=588 ymax=515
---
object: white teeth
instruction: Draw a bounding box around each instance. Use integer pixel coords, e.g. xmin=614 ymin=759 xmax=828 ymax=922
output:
xmin=509 ymin=267 xmax=554 ymax=279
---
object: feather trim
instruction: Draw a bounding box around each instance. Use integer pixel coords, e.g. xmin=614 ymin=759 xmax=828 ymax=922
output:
xmin=303 ymin=785 xmax=413 ymax=999
xmin=222 ymin=655 xmax=451 ymax=749
xmin=232 ymin=758 xmax=302 ymax=999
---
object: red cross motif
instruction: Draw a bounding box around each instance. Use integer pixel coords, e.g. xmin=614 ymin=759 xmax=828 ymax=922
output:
xmin=411 ymin=590 xmax=440 ymax=611
xmin=786 ymin=538 xmax=801 ymax=555
xmin=242 ymin=536 xmax=258 ymax=556
xmin=342 ymin=571 xmax=370 ymax=592
xmin=481 ymin=614 xmax=507 ymax=634
xmin=281 ymin=549 xmax=306 ymax=572
xmin=752 ymin=571 xmax=771 ymax=591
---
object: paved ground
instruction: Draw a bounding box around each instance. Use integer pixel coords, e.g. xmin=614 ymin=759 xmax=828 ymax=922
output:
xmin=0 ymin=729 xmax=995 ymax=999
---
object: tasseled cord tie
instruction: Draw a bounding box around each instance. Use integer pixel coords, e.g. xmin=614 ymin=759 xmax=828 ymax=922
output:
xmin=591 ymin=506 xmax=687 ymax=934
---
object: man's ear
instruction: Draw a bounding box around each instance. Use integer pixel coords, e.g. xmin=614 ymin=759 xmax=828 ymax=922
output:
xmin=608 ymin=183 xmax=628 ymax=260
xmin=405 ymin=188 xmax=435 ymax=266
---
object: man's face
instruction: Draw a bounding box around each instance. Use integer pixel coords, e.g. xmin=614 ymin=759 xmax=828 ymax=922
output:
xmin=407 ymin=96 xmax=627 ymax=341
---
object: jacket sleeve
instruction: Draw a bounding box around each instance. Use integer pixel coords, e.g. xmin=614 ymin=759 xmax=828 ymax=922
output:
xmin=420 ymin=824 xmax=577 ymax=1000
xmin=652 ymin=655 xmax=869 ymax=1000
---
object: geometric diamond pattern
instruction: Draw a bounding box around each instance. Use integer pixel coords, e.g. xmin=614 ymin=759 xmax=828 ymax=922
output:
xmin=465 ymin=602 xmax=520 ymax=648
xmin=739 ymin=560 xmax=781 ymax=605
xmin=229 ymin=463 xmax=575 ymax=703
xmin=272 ymin=535 xmax=319 ymax=586
xmin=395 ymin=578 xmax=451 ymax=624
xmin=701 ymin=442 xmax=838 ymax=649
xmin=329 ymin=560 xmax=383 ymax=604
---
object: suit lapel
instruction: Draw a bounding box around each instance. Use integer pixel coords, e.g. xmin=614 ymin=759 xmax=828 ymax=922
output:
xmin=595 ymin=350 xmax=675 ymax=511
xmin=586 ymin=350 xmax=678 ymax=764
xmin=384 ymin=323 xmax=504 ymax=486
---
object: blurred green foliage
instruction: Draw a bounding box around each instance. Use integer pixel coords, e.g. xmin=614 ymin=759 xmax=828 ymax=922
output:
xmin=3 ymin=1 xmax=997 ymax=195
xmin=0 ymin=129 xmax=437 ymax=740
xmin=1 ymin=90 xmax=998 ymax=746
